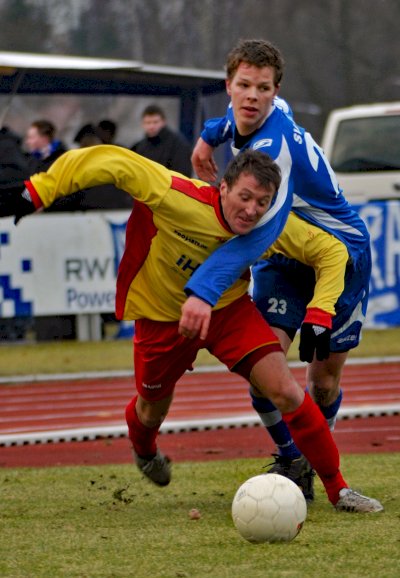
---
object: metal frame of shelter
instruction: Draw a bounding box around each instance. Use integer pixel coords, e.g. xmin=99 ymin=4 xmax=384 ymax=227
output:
xmin=0 ymin=51 xmax=227 ymax=143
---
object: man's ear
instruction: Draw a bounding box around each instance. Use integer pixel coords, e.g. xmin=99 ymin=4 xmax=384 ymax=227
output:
xmin=225 ymin=78 xmax=231 ymax=96
xmin=219 ymin=178 xmax=229 ymax=204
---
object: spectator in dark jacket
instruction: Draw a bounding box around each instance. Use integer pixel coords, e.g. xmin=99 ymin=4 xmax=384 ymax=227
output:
xmin=0 ymin=126 xmax=29 ymax=187
xmin=24 ymin=119 xmax=68 ymax=173
xmin=131 ymin=105 xmax=192 ymax=177
xmin=0 ymin=127 xmax=31 ymax=341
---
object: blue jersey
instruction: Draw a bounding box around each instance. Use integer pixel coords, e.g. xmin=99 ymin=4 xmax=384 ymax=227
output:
xmin=185 ymin=101 xmax=370 ymax=306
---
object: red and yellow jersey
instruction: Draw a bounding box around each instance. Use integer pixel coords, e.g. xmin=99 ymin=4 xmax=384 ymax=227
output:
xmin=28 ymin=145 xmax=249 ymax=321
xmin=28 ymin=145 xmax=349 ymax=322
xmin=262 ymin=212 xmax=349 ymax=316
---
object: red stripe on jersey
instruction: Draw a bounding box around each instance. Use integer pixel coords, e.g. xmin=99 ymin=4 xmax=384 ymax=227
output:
xmin=24 ymin=180 xmax=44 ymax=209
xmin=171 ymin=176 xmax=231 ymax=232
xmin=115 ymin=201 xmax=157 ymax=319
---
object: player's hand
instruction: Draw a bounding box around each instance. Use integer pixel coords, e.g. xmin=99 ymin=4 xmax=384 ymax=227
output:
xmin=0 ymin=184 xmax=36 ymax=224
xmin=191 ymin=138 xmax=218 ymax=182
xmin=299 ymin=308 xmax=333 ymax=363
xmin=179 ymin=296 xmax=212 ymax=340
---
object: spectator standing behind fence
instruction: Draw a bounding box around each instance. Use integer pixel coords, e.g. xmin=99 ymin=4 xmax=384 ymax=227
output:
xmin=73 ymin=123 xmax=103 ymax=148
xmin=24 ymin=120 xmax=68 ymax=173
xmin=131 ymin=105 xmax=192 ymax=177
xmin=96 ymin=119 xmax=118 ymax=145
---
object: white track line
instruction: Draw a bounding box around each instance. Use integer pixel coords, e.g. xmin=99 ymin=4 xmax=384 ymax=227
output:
xmin=1 ymin=403 xmax=399 ymax=447
xmin=1 ymin=355 xmax=400 ymax=384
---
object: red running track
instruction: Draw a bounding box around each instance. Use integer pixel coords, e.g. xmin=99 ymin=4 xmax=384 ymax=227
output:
xmin=0 ymin=360 xmax=399 ymax=467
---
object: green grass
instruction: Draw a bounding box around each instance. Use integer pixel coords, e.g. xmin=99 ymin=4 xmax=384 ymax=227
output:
xmin=1 ymin=453 xmax=399 ymax=578
xmin=0 ymin=327 xmax=399 ymax=377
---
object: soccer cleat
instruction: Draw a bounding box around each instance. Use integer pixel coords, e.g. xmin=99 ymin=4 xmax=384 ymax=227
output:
xmin=133 ymin=448 xmax=171 ymax=486
xmin=335 ymin=488 xmax=384 ymax=513
xmin=265 ymin=454 xmax=315 ymax=502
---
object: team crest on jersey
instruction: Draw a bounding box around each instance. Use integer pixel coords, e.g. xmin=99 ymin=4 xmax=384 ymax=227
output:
xmin=252 ymin=138 xmax=273 ymax=150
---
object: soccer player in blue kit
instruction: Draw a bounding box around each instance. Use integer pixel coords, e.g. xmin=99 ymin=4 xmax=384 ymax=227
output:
xmin=183 ymin=39 xmax=372 ymax=504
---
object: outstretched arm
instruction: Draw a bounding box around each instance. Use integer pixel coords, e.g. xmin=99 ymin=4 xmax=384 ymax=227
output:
xmin=0 ymin=145 xmax=171 ymax=219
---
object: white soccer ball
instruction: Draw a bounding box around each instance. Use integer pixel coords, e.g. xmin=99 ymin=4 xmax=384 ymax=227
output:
xmin=231 ymin=473 xmax=307 ymax=543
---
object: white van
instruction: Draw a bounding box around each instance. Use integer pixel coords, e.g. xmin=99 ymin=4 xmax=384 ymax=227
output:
xmin=321 ymin=102 xmax=400 ymax=204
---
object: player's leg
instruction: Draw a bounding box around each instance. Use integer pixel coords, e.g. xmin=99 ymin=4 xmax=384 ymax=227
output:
xmin=249 ymin=328 xmax=315 ymax=501
xmin=251 ymin=258 xmax=308 ymax=455
xmin=126 ymin=317 xmax=199 ymax=486
xmin=209 ymin=296 xmax=344 ymax=502
xmin=249 ymin=353 xmax=382 ymax=511
xmin=126 ymin=394 xmax=174 ymax=486
xmin=210 ymin=296 xmax=383 ymax=511
xmin=248 ymin=353 xmax=346 ymax=504
xmin=307 ymin=253 xmax=371 ymax=431
xmin=306 ymin=351 xmax=347 ymax=430
xmin=249 ymin=327 xmax=298 ymax=456
xmin=251 ymin=258 xmax=315 ymax=498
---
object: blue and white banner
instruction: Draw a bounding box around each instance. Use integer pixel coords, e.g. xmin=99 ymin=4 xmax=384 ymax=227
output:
xmin=356 ymin=200 xmax=400 ymax=328
xmin=0 ymin=211 xmax=129 ymax=317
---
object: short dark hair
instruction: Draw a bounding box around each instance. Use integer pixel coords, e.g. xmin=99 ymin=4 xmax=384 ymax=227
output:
xmin=141 ymin=105 xmax=166 ymax=119
xmin=98 ymin=119 xmax=117 ymax=136
xmin=226 ymin=39 xmax=284 ymax=86
xmin=74 ymin=123 xmax=99 ymax=144
xmin=223 ymin=149 xmax=281 ymax=193
xmin=31 ymin=120 xmax=56 ymax=140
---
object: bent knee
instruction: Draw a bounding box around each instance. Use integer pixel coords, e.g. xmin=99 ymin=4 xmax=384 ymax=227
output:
xmin=136 ymin=397 xmax=170 ymax=428
xmin=310 ymin=382 xmax=340 ymax=407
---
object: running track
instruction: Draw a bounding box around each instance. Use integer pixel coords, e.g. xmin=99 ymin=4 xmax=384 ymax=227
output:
xmin=1 ymin=358 xmax=399 ymax=467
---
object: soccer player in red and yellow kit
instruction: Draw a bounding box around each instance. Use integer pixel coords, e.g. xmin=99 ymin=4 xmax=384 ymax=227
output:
xmin=0 ymin=145 xmax=382 ymax=513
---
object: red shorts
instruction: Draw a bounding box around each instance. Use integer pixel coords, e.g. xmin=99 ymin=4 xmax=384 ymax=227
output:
xmin=133 ymin=294 xmax=281 ymax=402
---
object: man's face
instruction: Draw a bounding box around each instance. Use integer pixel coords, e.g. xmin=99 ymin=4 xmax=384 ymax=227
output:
xmin=220 ymin=172 xmax=276 ymax=235
xmin=25 ymin=127 xmax=49 ymax=152
xmin=142 ymin=114 xmax=166 ymax=138
xmin=226 ymin=62 xmax=279 ymax=136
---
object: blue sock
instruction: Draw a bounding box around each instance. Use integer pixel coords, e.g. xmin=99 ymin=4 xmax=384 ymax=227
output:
xmin=250 ymin=390 xmax=301 ymax=459
xmin=319 ymin=389 xmax=343 ymax=431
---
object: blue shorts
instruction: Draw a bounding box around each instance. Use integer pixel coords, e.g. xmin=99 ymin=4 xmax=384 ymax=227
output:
xmin=252 ymin=250 xmax=371 ymax=353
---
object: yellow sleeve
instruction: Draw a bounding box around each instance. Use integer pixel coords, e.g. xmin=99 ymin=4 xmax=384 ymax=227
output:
xmin=261 ymin=213 xmax=349 ymax=316
xmin=29 ymin=144 xmax=172 ymax=208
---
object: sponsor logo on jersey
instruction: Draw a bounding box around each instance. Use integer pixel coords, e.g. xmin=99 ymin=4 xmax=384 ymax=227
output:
xmin=176 ymin=255 xmax=201 ymax=276
xmin=174 ymin=229 xmax=207 ymax=250
xmin=252 ymin=138 xmax=273 ymax=150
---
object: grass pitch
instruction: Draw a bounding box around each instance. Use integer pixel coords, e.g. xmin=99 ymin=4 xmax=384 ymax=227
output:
xmin=1 ymin=453 xmax=399 ymax=578
xmin=0 ymin=327 xmax=399 ymax=376
xmin=1 ymin=329 xmax=399 ymax=576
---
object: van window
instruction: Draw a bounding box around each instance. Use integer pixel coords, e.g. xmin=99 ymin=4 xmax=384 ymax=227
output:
xmin=330 ymin=116 xmax=400 ymax=173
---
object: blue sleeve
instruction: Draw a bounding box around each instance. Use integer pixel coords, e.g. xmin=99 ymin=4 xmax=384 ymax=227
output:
xmin=200 ymin=116 xmax=233 ymax=147
xmin=184 ymin=193 xmax=292 ymax=306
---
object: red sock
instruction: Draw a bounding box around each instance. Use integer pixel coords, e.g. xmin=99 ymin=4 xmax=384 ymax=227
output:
xmin=125 ymin=396 xmax=158 ymax=457
xmin=282 ymin=392 xmax=348 ymax=504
